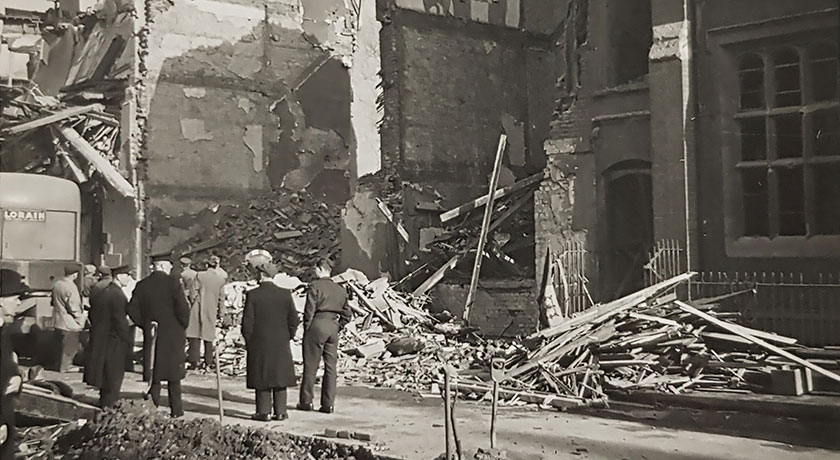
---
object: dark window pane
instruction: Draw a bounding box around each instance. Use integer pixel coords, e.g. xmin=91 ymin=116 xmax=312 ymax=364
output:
xmin=740 ymin=118 xmax=766 ymax=160
xmin=739 ymin=54 xmax=764 ymax=109
xmin=775 ymin=114 xmax=802 ymax=158
xmin=776 ymin=167 xmax=806 ymax=236
xmin=813 ymin=109 xmax=840 ymax=156
xmin=775 ymin=47 xmax=801 ymax=107
xmin=811 ymin=43 xmax=838 ymax=102
xmin=814 ymin=163 xmax=840 ymax=234
xmin=742 ymin=168 xmax=769 ymax=236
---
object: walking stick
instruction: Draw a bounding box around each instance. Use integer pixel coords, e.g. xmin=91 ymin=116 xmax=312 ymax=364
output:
xmin=214 ymin=339 xmax=224 ymax=425
xmin=144 ymin=321 xmax=159 ymax=397
xmin=490 ymin=357 xmax=505 ymax=449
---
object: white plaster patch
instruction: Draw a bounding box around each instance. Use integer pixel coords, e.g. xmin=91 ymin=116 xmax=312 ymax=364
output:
xmin=471 ymin=1 xmax=489 ymax=23
xmin=183 ymin=87 xmax=206 ymax=98
xmin=243 ymin=125 xmax=263 ymax=172
xmin=190 ymin=0 xmax=264 ymax=23
xmin=505 ymin=0 xmax=520 ymax=28
xmin=649 ymin=20 xmax=687 ymax=62
xmin=501 ymin=112 xmax=526 ymax=166
xmin=483 ymin=40 xmax=497 ymax=54
xmin=180 ymin=118 xmax=214 ymax=141
xmin=238 ymin=97 xmax=253 ymax=113
xmin=544 ymin=137 xmax=582 ymax=155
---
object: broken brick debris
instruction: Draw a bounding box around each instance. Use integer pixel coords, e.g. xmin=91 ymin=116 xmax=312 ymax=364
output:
xmin=182 ymin=190 xmax=342 ymax=280
xmin=16 ymin=401 xmax=391 ymax=460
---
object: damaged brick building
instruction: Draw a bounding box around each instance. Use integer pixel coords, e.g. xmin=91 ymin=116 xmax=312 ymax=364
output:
xmin=2 ymin=0 xmax=838 ymax=343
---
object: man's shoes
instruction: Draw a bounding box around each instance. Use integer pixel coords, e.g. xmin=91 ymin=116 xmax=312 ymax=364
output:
xmin=296 ymin=403 xmax=313 ymax=411
xmin=170 ymin=413 xmax=184 ymax=419
xmin=271 ymin=413 xmax=289 ymax=421
xmin=251 ymin=413 xmax=270 ymax=422
xmin=318 ymin=406 xmax=334 ymax=414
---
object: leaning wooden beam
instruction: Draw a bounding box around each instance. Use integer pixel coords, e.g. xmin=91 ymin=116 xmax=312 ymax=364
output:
xmin=2 ymin=104 xmax=104 ymax=135
xmin=529 ymin=272 xmax=696 ymax=340
xmin=412 ymin=191 xmax=532 ymax=298
xmin=675 ymin=300 xmax=840 ymax=384
xmin=463 ymin=134 xmax=507 ymax=323
xmin=375 ymin=198 xmax=410 ymax=244
xmin=439 ymin=172 xmax=543 ymax=223
xmin=19 ymin=384 xmax=100 ymax=422
xmin=56 ymin=125 xmax=135 ymax=198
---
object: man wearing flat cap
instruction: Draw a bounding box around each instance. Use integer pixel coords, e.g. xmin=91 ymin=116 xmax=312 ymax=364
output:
xmin=89 ymin=266 xmax=113 ymax=300
xmin=84 ymin=266 xmax=131 ymax=408
xmin=51 ymin=265 xmax=85 ymax=372
xmin=187 ymin=260 xmax=226 ymax=370
xmin=242 ymin=262 xmax=299 ymax=421
xmin=1 ymin=270 xmax=26 ymax=460
xmin=127 ymin=255 xmax=190 ymax=418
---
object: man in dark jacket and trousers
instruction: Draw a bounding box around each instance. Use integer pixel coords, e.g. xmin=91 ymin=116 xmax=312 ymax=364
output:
xmin=84 ymin=270 xmax=132 ymax=408
xmin=298 ymin=259 xmax=351 ymax=414
xmin=0 ymin=270 xmax=26 ymax=460
xmin=127 ymin=256 xmax=190 ymax=418
xmin=243 ymin=262 xmax=299 ymax=421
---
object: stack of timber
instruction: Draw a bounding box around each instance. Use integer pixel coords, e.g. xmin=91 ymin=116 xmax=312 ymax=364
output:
xmin=447 ymin=273 xmax=840 ymax=406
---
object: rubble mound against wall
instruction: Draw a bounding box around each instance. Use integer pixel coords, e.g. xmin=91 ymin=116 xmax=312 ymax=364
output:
xmin=185 ymin=190 xmax=342 ymax=280
xmin=39 ymin=401 xmax=387 ymax=460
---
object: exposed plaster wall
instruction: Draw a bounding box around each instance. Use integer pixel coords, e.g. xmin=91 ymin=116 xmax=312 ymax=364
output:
xmin=134 ymin=0 xmax=382 ymax=260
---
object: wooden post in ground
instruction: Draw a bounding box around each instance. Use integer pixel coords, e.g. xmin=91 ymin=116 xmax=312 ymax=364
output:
xmin=463 ymin=134 xmax=507 ymax=324
xmin=490 ymin=380 xmax=499 ymax=448
xmin=215 ymin=340 xmax=225 ymax=425
xmin=443 ymin=366 xmax=452 ymax=459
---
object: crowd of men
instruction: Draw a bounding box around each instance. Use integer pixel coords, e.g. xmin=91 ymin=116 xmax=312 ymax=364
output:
xmin=0 ymin=252 xmax=352 ymax=459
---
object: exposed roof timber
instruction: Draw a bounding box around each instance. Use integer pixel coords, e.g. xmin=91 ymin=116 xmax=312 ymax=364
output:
xmin=55 ymin=125 xmax=134 ymax=198
xmin=1 ymin=104 xmax=104 ymax=135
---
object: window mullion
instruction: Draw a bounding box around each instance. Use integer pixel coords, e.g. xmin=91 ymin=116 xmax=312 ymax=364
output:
xmin=801 ymin=47 xmax=816 ymax=236
xmin=765 ymin=50 xmax=779 ymax=237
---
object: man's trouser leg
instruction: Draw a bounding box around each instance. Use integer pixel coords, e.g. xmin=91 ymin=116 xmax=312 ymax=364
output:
xmin=273 ymin=388 xmax=288 ymax=416
xmin=149 ymin=382 xmax=162 ymax=406
xmin=0 ymin=397 xmax=15 ymax=460
xmin=99 ymin=358 xmax=126 ymax=408
xmin=299 ymin=329 xmax=324 ymax=407
xmin=187 ymin=338 xmax=200 ymax=366
xmin=125 ymin=326 xmax=136 ymax=372
xmin=168 ymin=380 xmax=184 ymax=417
xmin=203 ymin=340 xmax=214 ymax=365
xmin=255 ymin=389 xmax=271 ymax=415
xmin=59 ymin=330 xmax=79 ymax=371
xmin=321 ymin=331 xmax=339 ymax=410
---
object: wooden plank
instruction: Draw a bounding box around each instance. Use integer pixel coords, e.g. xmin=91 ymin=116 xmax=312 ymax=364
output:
xmin=529 ymin=273 xmax=696 ymax=341
xmin=676 ymin=301 xmax=840 ymax=384
xmin=439 ymin=172 xmax=542 ymax=223
xmin=628 ymin=312 xmax=680 ymax=327
xmin=18 ymin=385 xmax=100 ymax=422
xmin=2 ymin=104 xmax=105 ymax=135
xmin=447 ymin=380 xmax=603 ymax=409
xmin=376 ymin=198 xmax=410 ymax=244
xmin=463 ymin=134 xmax=507 ymax=323
xmin=412 ymin=192 xmax=531 ymax=298
xmin=56 ymin=125 xmax=135 ymax=198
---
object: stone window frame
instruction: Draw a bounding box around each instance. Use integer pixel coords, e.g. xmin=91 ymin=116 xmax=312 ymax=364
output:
xmin=708 ymin=8 xmax=840 ymax=258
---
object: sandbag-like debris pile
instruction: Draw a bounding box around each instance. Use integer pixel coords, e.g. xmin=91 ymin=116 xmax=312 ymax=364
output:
xmin=21 ymin=401 xmax=388 ymax=460
xmin=183 ymin=190 xmax=342 ymax=280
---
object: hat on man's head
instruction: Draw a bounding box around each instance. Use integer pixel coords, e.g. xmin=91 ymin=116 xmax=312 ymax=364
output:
xmin=151 ymin=254 xmax=172 ymax=264
xmin=209 ymin=255 xmax=221 ymax=266
xmin=256 ymin=262 xmax=278 ymax=278
xmin=96 ymin=266 xmax=112 ymax=277
xmin=179 ymin=257 xmax=192 ymax=265
xmin=0 ymin=269 xmax=30 ymax=297
xmin=84 ymin=264 xmax=97 ymax=275
xmin=64 ymin=265 xmax=80 ymax=276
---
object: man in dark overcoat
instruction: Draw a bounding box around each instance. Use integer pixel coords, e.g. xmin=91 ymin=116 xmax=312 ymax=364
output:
xmin=0 ymin=270 xmax=26 ymax=460
xmin=298 ymin=258 xmax=352 ymax=414
xmin=242 ymin=262 xmax=299 ymax=421
xmin=127 ymin=256 xmax=190 ymax=418
xmin=83 ymin=272 xmax=131 ymax=407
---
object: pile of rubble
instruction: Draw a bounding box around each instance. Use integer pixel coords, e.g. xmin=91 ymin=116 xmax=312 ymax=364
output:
xmin=211 ymin=270 xmax=506 ymax=394
xmin=16 ymin=401 xmax=389 ymax=460
xmin=183 ymin=190 xmax=342 ymax=280
xmin=449 ymin=273 xmax=840 ymax=407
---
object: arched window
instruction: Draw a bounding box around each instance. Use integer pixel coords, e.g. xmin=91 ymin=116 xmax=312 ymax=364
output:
xmin=774 ymin=47 xmax=801 ymax=107
xmin=738 ymin=53 xmax=764 ymax=109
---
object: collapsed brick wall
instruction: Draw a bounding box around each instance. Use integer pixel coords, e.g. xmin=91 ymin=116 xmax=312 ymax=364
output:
xmin=432 ymin=280 xmax=538 ymax=337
